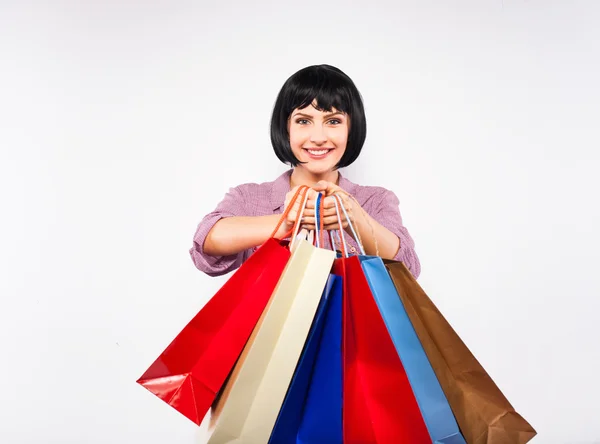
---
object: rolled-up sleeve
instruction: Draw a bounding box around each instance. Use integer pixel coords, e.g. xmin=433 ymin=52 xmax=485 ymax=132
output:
xmin=189 ymin=186 xmax=250 ymax=277
xmin=373 ymin=190 xmax=421 ymax=279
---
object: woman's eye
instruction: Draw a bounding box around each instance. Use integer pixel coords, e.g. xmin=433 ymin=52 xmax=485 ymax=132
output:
xmin=328 ymin=119 xmax=341 ymax=125
xmin=296 ymin=119 xmax=309 ymax=125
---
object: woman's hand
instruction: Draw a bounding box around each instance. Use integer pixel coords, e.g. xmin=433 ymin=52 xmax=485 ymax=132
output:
xmin=275 ymin=186 xmax=317 ymax=238
xmin=300 ymin=181 xmax=357 ymax=232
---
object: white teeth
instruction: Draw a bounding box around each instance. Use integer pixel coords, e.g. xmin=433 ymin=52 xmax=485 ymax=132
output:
xmin=308 ymin=149 xmax=328 ymax=155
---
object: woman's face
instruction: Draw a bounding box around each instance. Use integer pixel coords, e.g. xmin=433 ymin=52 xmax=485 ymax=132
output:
xmin=288 ymin=102 xmax=349 ymax=176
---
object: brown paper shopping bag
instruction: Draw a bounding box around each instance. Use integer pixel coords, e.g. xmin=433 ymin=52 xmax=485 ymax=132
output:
xmin=384 ymin=260 xmax=536 ymax=444
xmin=207 ymin=237 xmax=335 ymax=444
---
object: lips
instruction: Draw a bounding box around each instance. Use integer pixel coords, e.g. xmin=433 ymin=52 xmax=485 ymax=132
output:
xmin=303 ymin=148 xmax=334 ymax=159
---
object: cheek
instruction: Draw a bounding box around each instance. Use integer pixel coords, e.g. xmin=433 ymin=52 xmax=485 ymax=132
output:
xmin=288 ymin=134 xmax=301 ymax=149
xmin=289 ymin=128 xmax=308 ymax=148
xmin=332 ymin=128 xmax=349 ymax=148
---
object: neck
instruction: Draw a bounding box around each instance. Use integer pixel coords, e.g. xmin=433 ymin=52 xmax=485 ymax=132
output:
xmin=289 ymin=167 xmax=339 ymax=189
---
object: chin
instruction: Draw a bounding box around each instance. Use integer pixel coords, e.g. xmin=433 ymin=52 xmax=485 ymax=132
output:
xmin=301 ymin=163 xmax=338 ymax=176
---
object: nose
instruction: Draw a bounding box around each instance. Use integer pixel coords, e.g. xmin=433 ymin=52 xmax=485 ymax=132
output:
xmin=310 ymin=124 xmax=327 ymax=145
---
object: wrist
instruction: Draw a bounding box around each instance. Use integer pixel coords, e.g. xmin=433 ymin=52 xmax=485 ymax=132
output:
xmin=347 ymin=199 xmax=364 ymax=231
xmin=273 ymin=214 xmax=295 ymax=240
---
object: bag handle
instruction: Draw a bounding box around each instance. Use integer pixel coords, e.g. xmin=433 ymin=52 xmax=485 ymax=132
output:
xmin=332 ymin=193 xmax=366 ymax=256
xmin=310 ymin=192 xmax=351 ymax=254
xmin=314 ymin=192 xmax=324 ymax=248
xmin=271 ymin=187 xmax=373 ymax=256
xmin=289 ymin=188 xmax=311 ymax=251
xmin=270 ymin=185 xmax=309 ymax=240
xmin=298 ymin=191 xmax=326 ymax=249
xmin=296 ymin=191 xmax=368 ymax=257
xmin=329 ymin=191 xmax=379 ymax=257
xmin=331 ymin=196 xmax=349 ymax=258
xmin=349 ymin=193 xmax=379 ymax=257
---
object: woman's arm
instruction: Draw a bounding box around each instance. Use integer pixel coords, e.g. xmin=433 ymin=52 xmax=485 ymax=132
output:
xmin=190 ymin=184 xmax=307 ymax=276
xmin=190 ymin=185 xmax=259 ymax=277
xmin=204 ymin=185 xmax=309 ymax=256
xmin=203 ymin=214 xmax=284 ymax=257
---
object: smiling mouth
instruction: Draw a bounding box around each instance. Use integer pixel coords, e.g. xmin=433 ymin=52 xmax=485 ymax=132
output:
xmin=303 ymin=148 xmax=334 ymax=157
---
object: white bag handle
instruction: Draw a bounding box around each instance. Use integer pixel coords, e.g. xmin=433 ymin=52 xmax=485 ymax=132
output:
xmin=332 ymin=193 xmax=365 ymax=255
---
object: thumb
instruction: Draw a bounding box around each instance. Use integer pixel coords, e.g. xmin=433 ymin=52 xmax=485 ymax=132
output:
xmin=312 ymin=180 xmax=328 ymax=191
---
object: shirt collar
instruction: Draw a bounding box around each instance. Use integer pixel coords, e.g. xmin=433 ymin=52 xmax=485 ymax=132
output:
xmin=270 ymin=168 xmax=358 ymax=211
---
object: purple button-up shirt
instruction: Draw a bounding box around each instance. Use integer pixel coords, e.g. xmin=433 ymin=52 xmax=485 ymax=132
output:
xmin=190 ymin=169 xmax=420 ymax=278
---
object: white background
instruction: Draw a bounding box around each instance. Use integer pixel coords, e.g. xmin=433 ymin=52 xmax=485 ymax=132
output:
xmin=1 ymin=1 xmax=599 ymax=443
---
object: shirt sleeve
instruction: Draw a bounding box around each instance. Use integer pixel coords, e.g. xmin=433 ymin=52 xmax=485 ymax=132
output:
xmin=189 ymin=186 xmax=251 ymax=277
xmin=372 ymin=189 xmax=421 ymax=279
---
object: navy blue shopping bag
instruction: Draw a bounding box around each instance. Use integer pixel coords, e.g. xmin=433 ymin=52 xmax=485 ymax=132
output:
xmin=268 ymin=273 xmax=343 ymax=444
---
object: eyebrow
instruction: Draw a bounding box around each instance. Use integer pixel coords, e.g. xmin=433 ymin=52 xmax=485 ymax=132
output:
xmin=293 ymin=111 xmax=344 ymax=119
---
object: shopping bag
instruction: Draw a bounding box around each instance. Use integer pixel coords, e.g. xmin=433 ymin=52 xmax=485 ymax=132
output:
xmin=322 ymin=193 xmax=427 ymax=443
xmin=268 ymin=274 xmax=343 ymax=444
xmin=332 ymin=255 xmax=429 ymax=443
xmin=136 ymin=186 xmax=309 ymax=425
xmin=297 ymin=271 xmax=343 ymax=444
xmin=384 ymin=260 xmax=537 ymax=444
xmin=360 ymin=255 xmax=466 ymax=444
xmin=207 ymin=236 xmax=336 ymax=444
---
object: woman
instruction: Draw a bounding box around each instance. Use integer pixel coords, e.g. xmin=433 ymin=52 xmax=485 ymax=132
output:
xmin=190 ymin=64 xmax=420 ymax=278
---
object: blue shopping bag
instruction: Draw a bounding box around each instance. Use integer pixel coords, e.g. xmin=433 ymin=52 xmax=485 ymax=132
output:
xmin=268 ymin=273 xmax=343 ymax=444
xmin=360 ymin=256 xmax=466 ymax=444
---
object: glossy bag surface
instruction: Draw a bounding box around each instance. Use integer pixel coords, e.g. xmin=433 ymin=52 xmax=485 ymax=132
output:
xmin=268 ymin=274 xmax=343 ymax=444
xmin=207 ymin=239 xmax=336 ymax=444
xmin=360 ymin=256 xmax=465 ymax=444
xmin=136 ymin=238 xmax=291 ymax=425
xmin=384 ymin=260 xmax=537 ymax=444
xmin=333 ymin=255 xmax=430 ymax=444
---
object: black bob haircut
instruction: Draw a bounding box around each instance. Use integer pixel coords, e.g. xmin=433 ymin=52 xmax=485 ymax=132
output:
xmin=270 ymin=64 xmax=367 ymax=169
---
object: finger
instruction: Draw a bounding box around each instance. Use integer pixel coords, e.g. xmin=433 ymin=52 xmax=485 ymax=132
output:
xmin=285 ymin=186 xmax=303 ymax=202
xmin=303 ymin=193 xmax=323 ymax=209
xmin=322 ymin=196 xmax=340 ymax=209
xmin=338 ymin=194 xmax=352 ymax=209
xmin=321 ymin=207 xmax=338 ymax=217
xmin=312 ymin=181 xmax=328 ymax=191
xmin=286 ymin=199 xmax=304 ymax=219
xmin=293 ymin=191 xmax=309 ymax=207
xmin=326 ymin=199 xmax=352 ymax=214
xmin=323 ymin=219 xmax=349 ymax=230
xmin=321 ymin=214 xmax=345 ymax=226
xmin=304 ymin=199 xmax=316 ymax=209
xmin=305 ymin=200 xmax=325 ymax=211
xmin=324 ymin=185 xmax=342 ymax=196
xmin=329 ymin=196 xmax=351 ymax=214
xmin=307 ymin=191 xmax=325 ymax=207
xmin=302 ymin=216 xmax=337 ymax=226
xmin=288 ymin=199 xmax=302 ymax=213
xmin=307 ymin=188 xmax=319 ymax=198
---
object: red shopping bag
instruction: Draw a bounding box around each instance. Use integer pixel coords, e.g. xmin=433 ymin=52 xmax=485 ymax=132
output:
xmin=136 ymin=187 xmax=309 ymax=425
xmin=333 ymin=255 xmax=430 ymax=443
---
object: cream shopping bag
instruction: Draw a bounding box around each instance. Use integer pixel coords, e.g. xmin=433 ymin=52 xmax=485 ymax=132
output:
xmin=207 ymin=236 xmax=335 ymax=444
